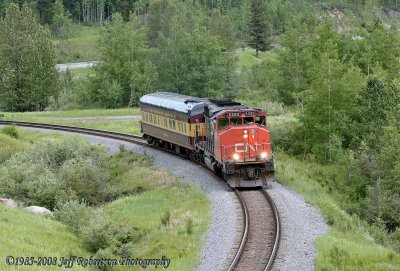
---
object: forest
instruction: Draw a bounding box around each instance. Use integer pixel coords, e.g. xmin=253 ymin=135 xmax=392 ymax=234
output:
xmin=1 ymin=0 xmax=400 ymax=268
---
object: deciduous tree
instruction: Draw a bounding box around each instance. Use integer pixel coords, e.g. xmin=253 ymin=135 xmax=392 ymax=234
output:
xmin=0 ymin=3 xmax=59 ymax=111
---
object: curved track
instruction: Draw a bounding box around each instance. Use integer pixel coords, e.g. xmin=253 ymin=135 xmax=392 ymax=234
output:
xmin=0 ymin=120 xmax=280 ymax=271
xmin=229 ymin=189 xmax=280 ymax=271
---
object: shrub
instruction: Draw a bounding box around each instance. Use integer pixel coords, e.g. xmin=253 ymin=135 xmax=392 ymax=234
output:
xmin=81 ymin=211 xmax=115 ymax=252
xmin=391 ymin=227 xmax=400 ymax=252
xmin=59 ymin=158 xmax=109 ymax=205
xmin=54 ymin=200 xmax=93 ymax=235
xmin=0 ymin=162 xmax=67 ymax=209
xmin=186 ymin=218 xmax=193 ymax=234
xmin=1 ymin=125 xmax=19 ymax=139
xmin=161 ymin=210 xmax=170 ymax=226
xmin=0 ymin=137 xmax=110 ymax=206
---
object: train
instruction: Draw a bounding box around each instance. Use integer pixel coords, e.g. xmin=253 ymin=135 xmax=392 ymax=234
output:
xmin=139 ymin=92 xmax=274 ymax=188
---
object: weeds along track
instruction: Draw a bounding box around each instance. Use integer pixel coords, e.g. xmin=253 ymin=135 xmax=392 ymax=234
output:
xmin=229 ymin=189 xmax=280 ymax=271
xmin=1 ymin=120 xmax=281 ymax=271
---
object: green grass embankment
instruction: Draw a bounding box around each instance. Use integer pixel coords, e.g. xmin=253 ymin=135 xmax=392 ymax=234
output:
xmin=0 ymin=127 xmax=211 ymax=271
xmin=54 ymin=25 xmax=101 ymax=63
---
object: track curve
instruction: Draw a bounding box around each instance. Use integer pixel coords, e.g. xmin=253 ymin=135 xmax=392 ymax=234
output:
xmin=229 ymin=189 xmax=280 ymax=271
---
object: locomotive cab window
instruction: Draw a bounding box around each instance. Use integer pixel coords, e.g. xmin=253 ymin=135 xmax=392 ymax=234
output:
xmin=231 ymin=118 xmax=242 ymax=125
xmin=218 ymin=118 xmax=229 ymax=129
xmin=244 ymin=117 xmax=254 ymax=125
xmin=256 ymin=116 xmax=266 ymax=127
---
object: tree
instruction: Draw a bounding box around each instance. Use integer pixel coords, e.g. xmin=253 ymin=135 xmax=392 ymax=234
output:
xmin=147 ymin=0 xmax=179 ymax=47
xmin=52 ymin=0 xmax=72 ymax=39
xmin=89 ymin=13 xmax=155 ymax=107
xmin=153 ymin=23 xmax=230 ymax=98
xmin=246 ymin=0 xmax=270 ymax=58
xmin=0 ymin=3 xmax=59 ymax=111
xmin=299 ymin=21 xmax=365 ymax=159
xmin=276 ymin=23 xmax=313 ymax=105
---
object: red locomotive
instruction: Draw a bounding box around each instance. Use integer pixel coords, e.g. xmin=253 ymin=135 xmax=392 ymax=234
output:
xmin=139 ymin=92 xmax=274 ymax=188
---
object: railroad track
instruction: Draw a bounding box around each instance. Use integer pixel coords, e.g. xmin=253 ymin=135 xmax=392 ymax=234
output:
xmin=228 ymin=189 xmax=280 ymax=271
xmin=0 ymin=120 xmax=281 ymax=271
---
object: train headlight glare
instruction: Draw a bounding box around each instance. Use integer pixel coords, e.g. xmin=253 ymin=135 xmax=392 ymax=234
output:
xmin=261 ymin=152 xmax=268 ymax=159
xmin=233 ymin=153 xmax=240 ymax=160
xmin=243 ymin=134 xmax=248 ymax=138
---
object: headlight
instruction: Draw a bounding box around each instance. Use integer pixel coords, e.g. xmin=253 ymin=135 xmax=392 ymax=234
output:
xmin=233 ymin=153 xmax=240 ymax=160
xmin=260 ymin=152 xmax=268 ymax=159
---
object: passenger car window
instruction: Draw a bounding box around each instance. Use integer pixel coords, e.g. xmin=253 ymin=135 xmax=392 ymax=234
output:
xmin=231 ymin=118 xmax=242 ymax=125
xmin=218 ymin=118 xmax=229 ymax=129
xmin=244 ymin=117 xmax=254 ymax=125
xmin=255 ymin=116 xmax=266 ymax=127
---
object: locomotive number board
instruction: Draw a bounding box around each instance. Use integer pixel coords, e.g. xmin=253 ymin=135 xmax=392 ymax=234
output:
xmin=226 ymin=111 xmax=256 ymax=117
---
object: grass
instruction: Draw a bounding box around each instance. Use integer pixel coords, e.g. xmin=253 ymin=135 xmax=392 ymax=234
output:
xmin=105 ymin=185 xmax=210 ymax=271
xmin=68 ymin=67 xmax=95 ymax=79
xmin=54 ymin=25 xmax=101 ymax=63
xmin=275 ymin=152 xmax=400 ymax=270
xmin=0 ymin=127 xmax=211 ymax=271
xmin=236 ymin=47 xmax=278 ymax=70
xmin=0 ymin=205 xmax=90 ymax=271
xmin=2 ymin=108 xmax=141 ymax=134
xmin=3 ymin=108 xmax=139 ymax=118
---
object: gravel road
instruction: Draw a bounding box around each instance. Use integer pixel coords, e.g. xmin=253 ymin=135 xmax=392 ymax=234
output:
xmin=56 ymin=61 xmax=99 ymax=71
xmin=1 ymin=126 xmax=329 ymax=271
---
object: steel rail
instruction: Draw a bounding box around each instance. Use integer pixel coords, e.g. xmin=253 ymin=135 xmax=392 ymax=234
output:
xmin=229 ymin=189 xmax=280 ymax=271
xmin=227 ymin=189 xmax=249 ymax=271
xmin=262 ymin=189 xmax=281 ymax=271
xmin=0 ymin=120 xmax=146 ymax=143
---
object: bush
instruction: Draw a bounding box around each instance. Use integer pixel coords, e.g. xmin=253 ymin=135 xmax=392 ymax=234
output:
xmin=0 ymin=162 xmax=67 ymax=209
xmin=54 ymin=200 xmax=93 ymax=235
xmin=161 ymin=210 xmax=170 ymax=226
xmin=1 ymin=125 xmax=19 ymax=139
xmin=0 ymin=137 xmax=110 ymax=208
xmin=59 ymin=158 xmax=109 ymax=205
xmin=55 ymin=201 xmax=139 ymax=256
xmin=186 ymin=218 xmax=193 ymax=234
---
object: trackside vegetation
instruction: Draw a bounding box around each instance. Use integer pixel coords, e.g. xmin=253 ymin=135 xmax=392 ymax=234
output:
xmin=275 ymin=152 xmax=400 ymax=271
xmin=0 ymin=127 xmax=210 ymax=270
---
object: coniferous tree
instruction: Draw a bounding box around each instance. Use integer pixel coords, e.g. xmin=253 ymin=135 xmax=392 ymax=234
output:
xmin=246 ymin=0 xmax=270 ymax=58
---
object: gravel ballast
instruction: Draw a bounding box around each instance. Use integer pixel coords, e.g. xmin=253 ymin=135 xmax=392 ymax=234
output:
xmin=2 ymin=126 xmax=329 ymax=271
xmin=268 ymin=181 xmax=330 ymax=271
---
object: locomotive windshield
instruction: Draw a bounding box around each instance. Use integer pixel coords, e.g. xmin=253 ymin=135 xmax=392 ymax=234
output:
xmin=244 ymin=117 xmax=254 ymax=125
xmin=256 ymin=116 xmax=266 ymax=127
xmin=218 ymin=118 xmax=229 ymax=129
xmin=230 ymin=118 xmax=242 ymax=125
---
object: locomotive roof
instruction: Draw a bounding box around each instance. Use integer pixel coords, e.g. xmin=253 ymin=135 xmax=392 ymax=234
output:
xmin=206 ymin=101 xmax=256 ymax=117
xmin=140 ymin=92 xmax=208 ymax=114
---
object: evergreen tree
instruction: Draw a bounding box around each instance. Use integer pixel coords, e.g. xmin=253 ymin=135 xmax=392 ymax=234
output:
xmin=246 ymin=0 xmax=270 ymax=58
xmin=0 ymin=3 xmax=59 ymax=111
